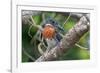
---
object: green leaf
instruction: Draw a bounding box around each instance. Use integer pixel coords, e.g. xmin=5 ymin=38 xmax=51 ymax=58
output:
xmin=22 ymin=24 xmax=40 ymax=62
xmin=44 ymin=12 xmax=56 ymax=18
xmin=59 ymin=46 xmax=90 ymax=60
xmin=78 ymin=32 xmax=90 ymax=49
xmin=32 ymin=15 xmax=42 ymax=25
xmin=22 ymin=50 xmax=29 ymax=62
xmin=54 ymin=14 xmax=66 ymax=25
xmin=63 ymin=17 xmax=77 ymax=30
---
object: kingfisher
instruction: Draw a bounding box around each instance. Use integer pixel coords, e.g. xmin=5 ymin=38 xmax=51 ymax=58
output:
xmin=41 ymin=17 xmax=64 ymax=51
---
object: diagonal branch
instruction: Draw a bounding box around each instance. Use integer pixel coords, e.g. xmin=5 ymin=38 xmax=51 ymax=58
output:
xmin=36 ymin=16 xmax=89 ymax=62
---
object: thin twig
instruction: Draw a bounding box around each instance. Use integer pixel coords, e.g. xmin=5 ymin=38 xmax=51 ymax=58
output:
xmin=62 ymin=13 xmax=71 ymax=27
xmin=42 ymin=13 xmax=45 ymax=21
xmin=28 ymin=24 xmax=33 ymax=38
xmin=38 ymin=43 xmax=44 ymax=55
xmin=41 ymin=37 xmax=47 ymax=48
xmin=27 ymin=16 xmax=43 ymax=41
xmin=75 ymin=44 xmax=88 ymax=50
xmin=30 ymin=30 xmax=42 ymax=44
xmin=27 ymin=16 xmax=43 ymax=31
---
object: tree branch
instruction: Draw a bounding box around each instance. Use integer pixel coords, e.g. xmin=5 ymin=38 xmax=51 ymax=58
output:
xmin=35 ymin=16 xmax=89 ymax=62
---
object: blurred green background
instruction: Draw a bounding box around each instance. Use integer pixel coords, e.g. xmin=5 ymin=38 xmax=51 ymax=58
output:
xmin=22 ymin=11 xmax=90 ymax=62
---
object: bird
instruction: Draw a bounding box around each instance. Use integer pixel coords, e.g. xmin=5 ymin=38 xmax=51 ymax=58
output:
xmin=41 ymin=17 xmax=64 ymax=52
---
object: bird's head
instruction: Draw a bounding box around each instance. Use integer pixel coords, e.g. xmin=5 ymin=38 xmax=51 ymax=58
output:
xmin=42 ymin=24 xmax=56 ymax=39
xmin=41 ymin=17 xmax=64 ymax=39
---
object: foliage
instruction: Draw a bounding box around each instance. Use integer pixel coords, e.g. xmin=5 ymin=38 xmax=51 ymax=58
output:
xmin=22 ymin=11 xmax=90 ymax=62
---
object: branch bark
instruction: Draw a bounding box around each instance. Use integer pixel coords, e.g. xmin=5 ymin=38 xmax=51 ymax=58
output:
xmin=35 ymin=16 xmax=89 ymax=62
xmin=71 ymin=13 xmax=90 ymax=22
